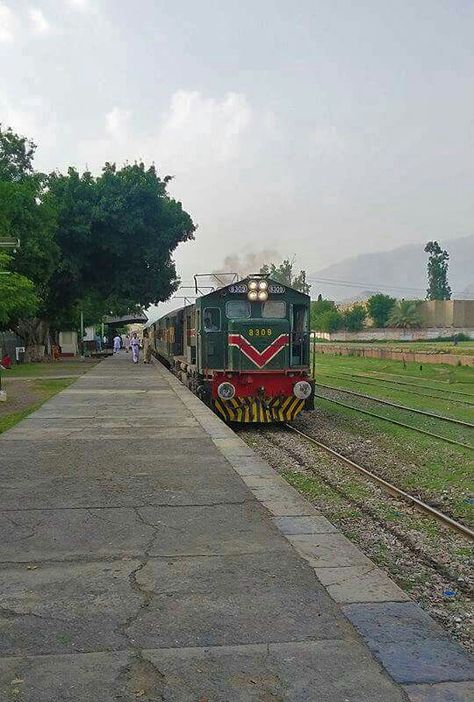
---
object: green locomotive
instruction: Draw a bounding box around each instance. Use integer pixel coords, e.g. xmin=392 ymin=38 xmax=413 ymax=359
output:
xmin=150 ymin=274 xmax=314 ymax=423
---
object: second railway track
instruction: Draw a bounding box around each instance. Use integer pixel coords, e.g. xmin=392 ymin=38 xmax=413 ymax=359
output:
xmin=283 ymin=423 xmax=474 ymax=541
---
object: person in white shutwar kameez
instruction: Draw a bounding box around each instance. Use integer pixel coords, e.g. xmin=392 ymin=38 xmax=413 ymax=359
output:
xmin=130 ymin=332 xmax=140 ymax=363
xmin=113 ymin=334 xmax=121 ymax=353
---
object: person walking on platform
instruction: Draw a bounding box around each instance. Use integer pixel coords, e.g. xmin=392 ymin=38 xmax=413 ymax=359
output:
xmin=124 ymin=334 xmax=131 ymax=353
xmin=130 ymin=332 xmax=140 ymax=363
xmin=113 ymin=334 xmax=121 ymax=353
xmin=143 ymin=330 xmax=153 ymax=364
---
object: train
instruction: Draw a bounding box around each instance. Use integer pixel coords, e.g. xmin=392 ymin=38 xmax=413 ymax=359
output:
xmin=149 ymin=274 xmax=315 ymax=423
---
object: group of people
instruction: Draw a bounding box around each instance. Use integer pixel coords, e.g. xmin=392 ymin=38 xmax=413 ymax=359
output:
xmin=112 ymin=331 xmax=153 ymax=364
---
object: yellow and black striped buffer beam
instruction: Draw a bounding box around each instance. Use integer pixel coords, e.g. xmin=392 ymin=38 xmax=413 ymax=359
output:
xmin=214 ymin=396 xmax=304 ymax=423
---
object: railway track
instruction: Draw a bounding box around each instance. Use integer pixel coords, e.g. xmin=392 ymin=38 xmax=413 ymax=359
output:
xmin=283 ymin=423 xmax=474 ymax=541
xmin=314 ymin=381 xmax=474 ymax=429
xmin=316 ymin=367 xmax=474 ymax=401
xmin=316 ymin=371 xmax=474 ymax=406
xmin=314 ymin=386 xmax=473 ymax=450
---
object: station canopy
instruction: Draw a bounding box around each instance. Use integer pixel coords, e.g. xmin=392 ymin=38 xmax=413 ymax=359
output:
xmin=103 ymin=312 xmax=148 ymax=326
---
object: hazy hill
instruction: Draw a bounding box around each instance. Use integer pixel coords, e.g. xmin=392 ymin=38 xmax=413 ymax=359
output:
xmin=309 ymin=234 xmax=474 ymax=302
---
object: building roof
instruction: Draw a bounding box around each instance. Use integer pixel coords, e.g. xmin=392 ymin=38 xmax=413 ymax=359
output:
xmin=103 ymin=312 xmax=148 ymax=325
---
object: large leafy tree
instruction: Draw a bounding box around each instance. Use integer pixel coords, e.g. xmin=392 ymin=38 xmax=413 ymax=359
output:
xmin=0 ymin=253 xmax=39 ymax=328
xmin=425 ymin=241 xmax=451 ymax=300
xmin=0 ymin=127 xmax=58 ymax=357
xmin=310 ymin=297 xmax=343 ymax=332
xmin=45 ymin=162 xmax=196 ymax=325
xmin=367 ymin=293 xmax=396 ymax=327
xmin=342 ymin=304 xmax=366 ymax=331
xmin=1 ymin=124 xmax=196 ymax=358
xmin=260 ymin=258 xmax=311 ymax=294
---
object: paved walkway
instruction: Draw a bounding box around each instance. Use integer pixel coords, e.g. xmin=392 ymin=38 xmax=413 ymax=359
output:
xmin=0 ymin=354 xmax=471 ymax=701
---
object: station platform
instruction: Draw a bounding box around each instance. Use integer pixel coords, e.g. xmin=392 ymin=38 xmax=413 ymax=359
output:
xmin=0 ymin=354 xmax=472 ymax=701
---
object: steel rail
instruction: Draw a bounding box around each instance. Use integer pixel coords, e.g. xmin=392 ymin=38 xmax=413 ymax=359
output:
xmin=316 ymin=372 xmax=474 ymax=407
xmin=314 ymin=393 xmax=473 ymax=450
xmin=284 ymin=423 xmax=474 ymax=541
xmin=314 ymin=382 xmax=474 ymax=429
xmin=316 ymin=366 xmax=474 ymax=400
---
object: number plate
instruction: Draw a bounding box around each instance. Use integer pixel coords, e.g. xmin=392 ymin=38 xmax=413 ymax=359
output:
xmin=247 ymin=328 xmax=273 ymax=337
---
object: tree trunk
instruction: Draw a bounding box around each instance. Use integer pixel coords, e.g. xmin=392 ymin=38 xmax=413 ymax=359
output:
xmin=14 ymin=318 xmax=50 ymax=362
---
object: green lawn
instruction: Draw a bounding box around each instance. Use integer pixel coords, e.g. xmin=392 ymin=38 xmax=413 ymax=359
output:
xmin=314 ymin=353 xmax=474 ymax=388
xmin=3 ymin=359 xmax=98 ymax=378
xmin=0 ymin=377 xmax=76 ymax=434
xmin=315 ymin=340 xmax=474 ymax=356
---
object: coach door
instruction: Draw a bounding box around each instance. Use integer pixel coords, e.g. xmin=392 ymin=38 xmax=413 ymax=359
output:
xmin=290 ymin=304 xmax=309 ymax=366
xmin=202 ymin=307 xmax=224 ymax=370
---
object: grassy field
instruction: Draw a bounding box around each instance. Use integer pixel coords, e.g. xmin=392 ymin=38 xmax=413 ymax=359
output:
xmin=316 ymin=340 xmax=474 ymax=356
xmin=309 ymin=352 xmax=473 ymax=525
xmin=0 ymin=377 xmax=77 ymax=434
xmin=0 ymin=359 xmax=99 ymax=434
xmin=4 ymin=359 xmax=98 ymax=378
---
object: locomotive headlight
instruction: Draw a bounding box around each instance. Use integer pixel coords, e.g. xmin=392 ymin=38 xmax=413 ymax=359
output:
xmin=293 ymin=380 xmax=312 ymax=399
xmin=248 ymin=290 xmax=258 ymax=301
xmin=217 ymin=382 xmax=236 ymax=400
xmin=257 ymin=290 xmax=268 ymax=301
xmin=258 ymin=280 xmax=268 ymax=291
xmin=248 ymin=280 xmax=258 ymax=290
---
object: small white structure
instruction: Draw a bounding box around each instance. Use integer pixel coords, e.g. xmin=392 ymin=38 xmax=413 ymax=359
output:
xmin=59 ymin=330 xmax=78 ymax=356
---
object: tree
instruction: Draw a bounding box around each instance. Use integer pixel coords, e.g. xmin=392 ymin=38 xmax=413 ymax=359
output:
xmin=0 ymin=253 xmax=39 ymax=328
xmin=387 ymin=300 xmax=422 ymax=329
xmin=367 ymin=293 xmax=396 ymax=327
xmin=0 ymin=127 xmax=58 ymax=359
xmin=342 ymin=304 xmax=366 ymax=331
xmin=310 ymin=298 xmax=343 ymax=332
xmin=1 ymin=124 xmax=197 ymax=359
xmin=0 ymin=124 xmax=36 ymax=181
xmin=260 ymin=258 xmax=311 ymax=294
xmin=424 ymin=241 xmax=451 ymax=300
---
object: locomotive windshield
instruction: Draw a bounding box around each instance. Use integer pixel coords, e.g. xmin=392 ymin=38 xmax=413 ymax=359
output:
xmin=261 ymin=301 xmax=286 ymax=318
xmin=225 ymin=300 xmax=251 ymax=318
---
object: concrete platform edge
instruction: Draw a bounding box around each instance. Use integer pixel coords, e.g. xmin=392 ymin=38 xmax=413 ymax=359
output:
xmin=158 ymin=363 xmax=474 ymax=695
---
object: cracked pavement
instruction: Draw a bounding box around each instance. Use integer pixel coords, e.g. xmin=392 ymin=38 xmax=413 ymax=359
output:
xmin=0 ymin=355 xmax=409 ymax=701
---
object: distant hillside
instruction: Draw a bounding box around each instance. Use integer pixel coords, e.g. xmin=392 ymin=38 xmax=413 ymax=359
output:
xmin=309 ymin=234 xmax=474 ymax=302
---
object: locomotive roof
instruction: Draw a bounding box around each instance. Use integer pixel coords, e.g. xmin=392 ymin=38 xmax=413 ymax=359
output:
xmin=198 ymin=275 xmax=310 ymax=301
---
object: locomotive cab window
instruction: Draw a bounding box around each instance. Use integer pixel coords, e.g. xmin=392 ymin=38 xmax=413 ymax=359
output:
xmin=225 ymin=300 xmax=251 ymax=319
xmin=262 ymin=301 xmax=286 ymax=318
xmin=203 ymin=308 xmax=221 ymax=332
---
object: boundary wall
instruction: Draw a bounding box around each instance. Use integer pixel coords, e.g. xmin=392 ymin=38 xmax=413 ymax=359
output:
xmin=314 ymin=344 xmax=474 ymax=367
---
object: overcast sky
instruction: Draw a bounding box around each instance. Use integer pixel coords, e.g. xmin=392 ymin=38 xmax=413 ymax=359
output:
xmin=1 ymin=0 xmax=473 ymax=301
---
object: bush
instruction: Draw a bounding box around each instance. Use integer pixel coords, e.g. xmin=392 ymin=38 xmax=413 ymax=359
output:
xmin=387 ymin=300 xmax=422 ymax=329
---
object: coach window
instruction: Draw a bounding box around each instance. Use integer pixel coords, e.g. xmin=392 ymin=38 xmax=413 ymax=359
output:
xmin=262 ymin=301 xmax=286 ymax=318
xmin=203 ymin=308 xmax=221 ymax=332
xmin=226 ymin=300 xmax=251 ymax=318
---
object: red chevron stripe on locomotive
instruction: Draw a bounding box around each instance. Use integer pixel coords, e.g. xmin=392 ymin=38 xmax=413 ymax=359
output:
xmin=228 ymin=333 xmax=289 ymax=368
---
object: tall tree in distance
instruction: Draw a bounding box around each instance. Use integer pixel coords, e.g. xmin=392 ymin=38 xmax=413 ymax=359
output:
xmin=260 ymin=258 xmax=311 ymax=294
xmin=424 ymin=241 xmax=451 ymax=300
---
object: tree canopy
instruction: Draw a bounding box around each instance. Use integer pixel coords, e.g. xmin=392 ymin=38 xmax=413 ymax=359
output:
xmin=260 ymin=258 xmax=310 ymax=294
xmin=0 ymin=125 xmax=196 ymax=352
xmin=366 ymin=293 xmax=396 ymax=327
xmin=0 ymin=253 xmax=39 ymax=327
xmin=424 ymin=241 xmax=451 ymax=300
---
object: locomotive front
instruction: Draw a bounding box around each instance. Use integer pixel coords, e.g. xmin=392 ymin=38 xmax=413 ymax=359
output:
xmin=197 ymin=275 xmax=314 ymax=423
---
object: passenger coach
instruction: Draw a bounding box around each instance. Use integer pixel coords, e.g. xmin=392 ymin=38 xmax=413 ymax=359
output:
xmin=151 ymin=274 xmax=314 ymax=423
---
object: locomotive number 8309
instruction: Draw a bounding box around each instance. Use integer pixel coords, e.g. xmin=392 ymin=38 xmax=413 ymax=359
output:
xmin=248 ymin=328 xmax=273 ymax=337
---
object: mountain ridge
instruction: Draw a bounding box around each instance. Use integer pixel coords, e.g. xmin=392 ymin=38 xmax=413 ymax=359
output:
xmin=309 ymin=234 xmax=474 ymax=302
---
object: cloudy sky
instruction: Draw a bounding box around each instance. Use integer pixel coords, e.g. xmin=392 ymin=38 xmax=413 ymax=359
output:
xmin=1 ymin=0 xmax=473 ymax=300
